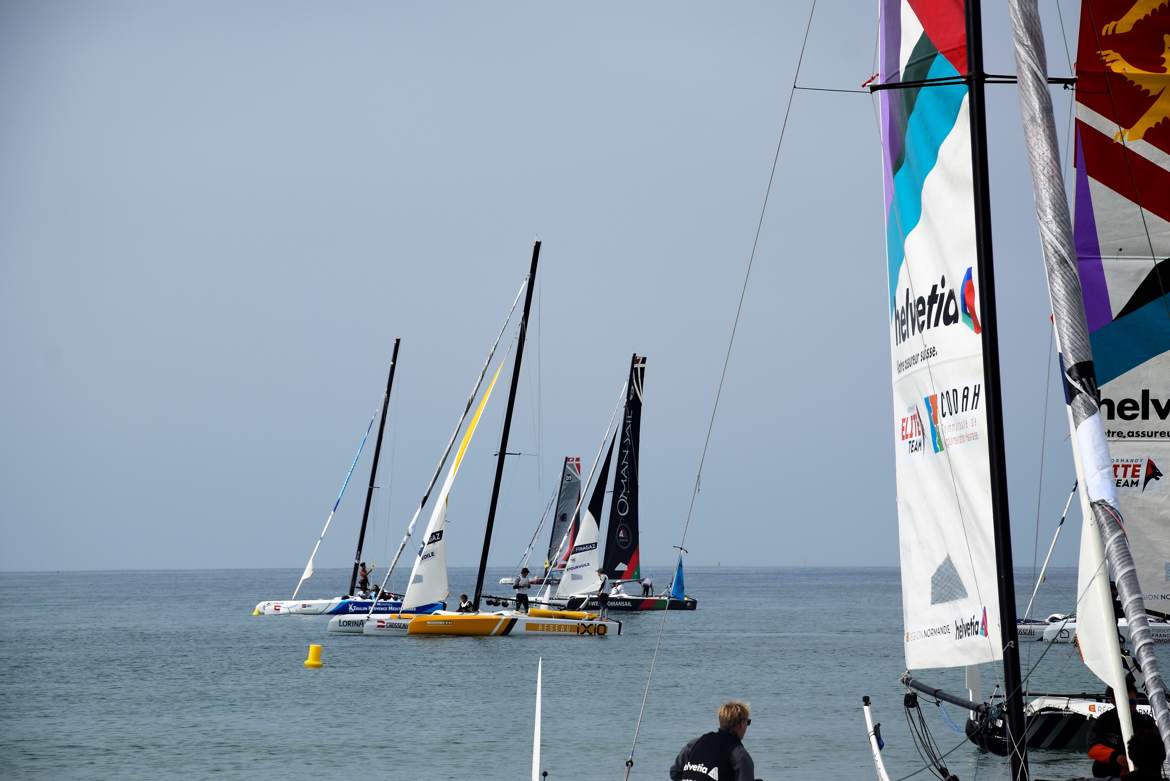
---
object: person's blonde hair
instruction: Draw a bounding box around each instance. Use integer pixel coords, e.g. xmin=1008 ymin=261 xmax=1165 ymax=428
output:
xmin=717 ymin=701 xmax=750 ymax=730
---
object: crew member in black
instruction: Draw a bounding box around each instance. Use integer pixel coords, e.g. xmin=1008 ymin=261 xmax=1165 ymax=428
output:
xmin=1125 ymin=726 xmax=1168 ymax=781
xmin=670 ymin=700 xmax=756 ymax=781
xmin=358 ymin=562 xmax=372 ymax=593
xmin=1088 ymin=675 xmax=1155 ymax=777
xmin=596 ymin=568 xmax=610 ymax=619
xmin=457 ymin=594 xmax=474 ymax=613
xmin=513 ymin=568 xmax=531 ymax=613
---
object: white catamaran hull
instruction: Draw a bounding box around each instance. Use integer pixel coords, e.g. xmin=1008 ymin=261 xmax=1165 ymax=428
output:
xmin=254 ymin=597 xmax=404 ymax=616
xmin=1039 ymin=616 xmax=1170 ymax=645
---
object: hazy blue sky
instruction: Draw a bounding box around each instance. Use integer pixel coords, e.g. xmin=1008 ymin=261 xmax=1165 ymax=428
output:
xmin=0 ymin=1 xmax=1085 ymax=578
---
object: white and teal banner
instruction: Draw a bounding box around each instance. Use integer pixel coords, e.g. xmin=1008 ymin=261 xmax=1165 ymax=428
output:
xmin=879 ymin=0 xmax=1002 ymax=670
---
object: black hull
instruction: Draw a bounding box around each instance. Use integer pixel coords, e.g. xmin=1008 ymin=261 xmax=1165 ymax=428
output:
xmin=966 ymin=707 xmax=1096 ymax=754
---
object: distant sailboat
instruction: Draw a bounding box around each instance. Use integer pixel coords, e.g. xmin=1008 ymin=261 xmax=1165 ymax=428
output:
xmin=557 ymin=355 xmax=696 ymax=612
xmin=253 ymin=340 xmax=406 ymax=617
xmin=361 ymin=242 xmax=621 ymax=638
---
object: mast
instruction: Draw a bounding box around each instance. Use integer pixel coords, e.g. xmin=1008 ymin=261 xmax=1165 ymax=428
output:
xmin=473 ymin=241 xmax=540 ymax=610
xmin=1007 ymin=0 xmax=1170 ymax=757
xmin=348 ymin=338 xmax=401 ymax=596
xmin=965 ymin=2 xmax=1028 ymax=776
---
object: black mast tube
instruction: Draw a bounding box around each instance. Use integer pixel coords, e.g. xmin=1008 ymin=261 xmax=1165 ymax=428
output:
xmin=966 ymin=3 xmax=1028 ymax=777
xmin=473 ymin=241 xmax=540 ymax=610
xmin=348 ymin=338 xmax=401 ymax=595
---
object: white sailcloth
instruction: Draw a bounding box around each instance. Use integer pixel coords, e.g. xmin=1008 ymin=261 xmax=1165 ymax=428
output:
xmin=556 ymin=501 xmax=602 ymax=598
xmin=402 ymin=363 xmax=502 ymax=611
xmin=879 ymin=2 xmax=1002 ymax=670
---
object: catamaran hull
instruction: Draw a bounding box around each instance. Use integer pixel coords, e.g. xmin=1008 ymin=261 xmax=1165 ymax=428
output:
xmin=564 ymin=595 xmax=697 ymax=611
xmin=1038 ymin=617 xmax=1170 ymax=644
xmin=253 ymin=598 xmax=403 ymax=616
xmin=357 ymin=610 xmax=621 ymax=638
xmin=327 ymin=602 xmax=445 ymax=633
xmin=967 ymin=696 xmax=1153 ymax=753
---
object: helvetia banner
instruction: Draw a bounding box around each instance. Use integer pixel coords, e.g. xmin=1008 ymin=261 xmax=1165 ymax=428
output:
xmin=878 ymin=0 xmax=1001 ymax=670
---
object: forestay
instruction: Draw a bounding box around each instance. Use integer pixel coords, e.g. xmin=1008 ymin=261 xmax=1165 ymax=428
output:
xmin=1072 ymin=0 xmax=1170 ymax=613
xmin=879 ymin=0 xmax=1000 ymax=669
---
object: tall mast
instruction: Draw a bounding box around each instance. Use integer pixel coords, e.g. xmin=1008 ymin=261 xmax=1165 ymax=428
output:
xmin=348 ymin=338 xmax=401 ymax=595
xmin=965 ymin=2 xmax=1027 ymax=776
xmin=473 ymin=241 xmax=540 ymax=609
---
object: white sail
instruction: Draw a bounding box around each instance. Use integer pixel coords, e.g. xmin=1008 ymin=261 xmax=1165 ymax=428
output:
xmin=878 ymin=2 xmax=1002 ymax=670
xmin=402 ymin=363 xmax=502 ymax=611
xmin=556 ymin=504 xmax=601 ymax=598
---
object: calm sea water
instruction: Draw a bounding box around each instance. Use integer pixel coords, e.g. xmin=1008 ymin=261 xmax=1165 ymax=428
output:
xmin=0 ymin=566 xmax=1155 ymax=780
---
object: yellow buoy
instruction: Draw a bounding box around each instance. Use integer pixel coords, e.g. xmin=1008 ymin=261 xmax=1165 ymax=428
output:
xmin=303 ymin=643 xmax=324 ymax=669
xmin=251 ymin=607 xmax=261 ymax=616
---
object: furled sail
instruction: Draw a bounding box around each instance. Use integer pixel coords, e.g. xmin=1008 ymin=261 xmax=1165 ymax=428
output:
xmin=603 ymin=354 xmax=645 ymax=580
xmin=1073 ymin=0 xmax=1170 ymax=613
xmin=546 ymin=456 xmax=582 ymax=570
xmin=402 ymin=363 xmax=502 ymax=611
xmin=878 ymin=0 xmax=1001 ymax=669
xmin=557 ymin=434 xmax=615 ymax=598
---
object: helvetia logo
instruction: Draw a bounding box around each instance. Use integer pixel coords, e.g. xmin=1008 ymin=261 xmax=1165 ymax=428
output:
xmin=955 ymin=606 xmax=989 ymax=640
xmin=1113 ymin=458 xmax=1164 ymax=491
xmin=893 ymin=269 xmax=980 ymax=346
xmin=1101 ymin=390 xmax=1170 ymax=422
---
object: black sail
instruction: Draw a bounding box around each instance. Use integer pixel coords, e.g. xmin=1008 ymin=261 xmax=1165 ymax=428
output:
xmin=603 ymin=354 xmax=645 ymax=580
xmin=546 ymin=456 xmax=581 ymax=569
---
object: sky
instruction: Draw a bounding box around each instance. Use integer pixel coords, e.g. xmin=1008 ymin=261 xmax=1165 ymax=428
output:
xmin=0 ymin=1 xmax=1089 ymax=576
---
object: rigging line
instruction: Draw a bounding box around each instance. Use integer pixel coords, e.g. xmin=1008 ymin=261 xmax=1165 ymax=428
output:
xmin=1027 ymin=322 xmax=1057 ymax=622
xmin=621 ymin=2 xmax=819 ymax=777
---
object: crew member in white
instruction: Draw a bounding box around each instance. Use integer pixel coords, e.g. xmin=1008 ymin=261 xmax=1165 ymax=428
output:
xmin=513 ymin=567 xmax=531 ymax=613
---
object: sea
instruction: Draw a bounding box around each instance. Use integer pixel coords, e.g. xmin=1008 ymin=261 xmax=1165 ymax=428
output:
xmin=0 ymin=565 xmax=1151 ymax=780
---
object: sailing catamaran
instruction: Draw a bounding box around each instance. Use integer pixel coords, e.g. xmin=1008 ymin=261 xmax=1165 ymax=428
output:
xmin=863 ymin=1 xmax=1170 ymax=777
xmin=359 ymin=242 xmax=621 ymax=638
xmin=534 ymin=354 xmax=696 ymax=612
xmin=253 ymin=341 xmax=407 ymax=617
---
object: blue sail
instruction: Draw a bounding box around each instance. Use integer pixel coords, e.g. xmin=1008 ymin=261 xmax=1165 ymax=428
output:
xmin=669 ymin=556 xmax=686 ymax=601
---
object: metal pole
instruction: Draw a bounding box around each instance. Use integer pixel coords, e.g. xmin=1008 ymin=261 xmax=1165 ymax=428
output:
xmin=966 ymin=2 xmax=1028 ymax=776
xmin=473 ymin=241 xmax=540 ymax=609
xmin=348 ymin=338 xmax=401 ymax=595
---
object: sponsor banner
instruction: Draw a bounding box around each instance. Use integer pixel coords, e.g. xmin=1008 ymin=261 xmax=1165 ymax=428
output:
xmin=880 ymin=0 xmax=1002 ymax=670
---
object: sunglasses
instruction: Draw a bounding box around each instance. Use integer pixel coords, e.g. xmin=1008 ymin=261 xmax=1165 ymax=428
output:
xmin=742 ymin=718 xmax=752 ymax=726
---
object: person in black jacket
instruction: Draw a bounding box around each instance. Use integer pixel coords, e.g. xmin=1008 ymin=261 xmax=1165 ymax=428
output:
xmin=670 ymin=701 xmax=756 ymax=781
xmin=1125 ymin=726 xmax=1168 ymax=780
xmin=1088 ymin=676 xmax=1155 ymax=777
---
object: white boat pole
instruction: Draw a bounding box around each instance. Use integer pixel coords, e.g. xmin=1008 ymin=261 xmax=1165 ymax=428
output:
xmin=1022 ymin=480 xmax=1078 ymax=619
xmin=531 ymin=657 xmax=542 ymax=781
xmin=862 ymin=697 xmax=892 ymax=781
xmin=291 ymin=405 xmax=379 ymax=600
